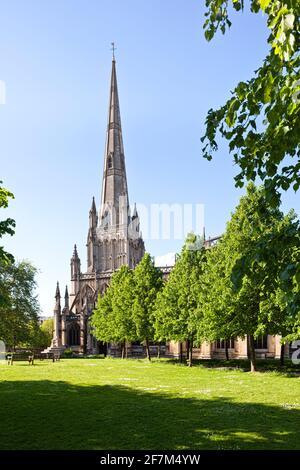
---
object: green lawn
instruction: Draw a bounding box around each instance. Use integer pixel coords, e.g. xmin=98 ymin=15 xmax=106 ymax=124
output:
xmin=0 ymin=358 xmax=299 ymax=450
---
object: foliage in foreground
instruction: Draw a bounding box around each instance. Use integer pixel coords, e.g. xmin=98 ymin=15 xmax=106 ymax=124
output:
xmin=201 ymin=1 xmax=300 ymax=204
xmin=0 ymin=180 xmax=15 ymax=312
xmin=0 ymin=180 xmax=15 ymax=269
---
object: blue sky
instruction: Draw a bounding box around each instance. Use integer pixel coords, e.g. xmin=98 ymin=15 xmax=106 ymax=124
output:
xmin=1 ymin=0 xmax=299 ymax=315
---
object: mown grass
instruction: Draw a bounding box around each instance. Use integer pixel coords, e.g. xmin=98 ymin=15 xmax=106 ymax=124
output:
xmin=0 ymin=358 xmax=299 ymax=450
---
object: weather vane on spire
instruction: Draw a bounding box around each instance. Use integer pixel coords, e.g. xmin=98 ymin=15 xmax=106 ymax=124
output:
xmin=111 ymin=42 xmax=116 ymax=60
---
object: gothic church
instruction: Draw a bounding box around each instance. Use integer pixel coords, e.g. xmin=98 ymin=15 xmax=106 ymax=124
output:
xmin=49 ymin=56 xmax=287 ymax=361
xmin=50 ymin=56 xmax=144 ymax=354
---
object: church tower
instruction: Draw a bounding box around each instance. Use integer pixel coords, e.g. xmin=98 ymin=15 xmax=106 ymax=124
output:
xmin=49 ymin=52 xmax=145 ymax=355
xmin=89 ymin=54 xmax=144 ymax=273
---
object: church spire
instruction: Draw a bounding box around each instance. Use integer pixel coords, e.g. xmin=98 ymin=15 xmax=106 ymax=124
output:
xmin=55 ymin=282 xmax=61 ymax=302
xmin=91 ymin=196 xmax=96 ymax=213
xmin=64 ymin=285 xmax=69 ymax=302
xmin=71 ymin=244 xmax=81 ymax=279
xmin=100 ymin=55 xmax=129 ymax=226
xmin=89 ymin=196 xmax=97 ymax=229
xmin=64 ymin=285 xmax=69 ymax=310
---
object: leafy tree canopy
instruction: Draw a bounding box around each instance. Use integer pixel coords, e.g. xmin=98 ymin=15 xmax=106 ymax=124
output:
xmin=197 ymin=183 xmax=296 ymax=370
xmin=37 ymin=318 xmax=54 ymax=349
xmin=132 ymin=253 xmax=163 ymax=359
xmin=0 ymin=180 xmax=15 ymax=266
xmin=201 ymin=1 xmax=300 ymax=204
xmin=155 ymin=233 xmax=206 ymax=345
xmin=91 ymin=265 xmax=136 ymax=346
xmin=0 ymin=260 xmax=40 ymax=348
xmin=232 ymin=206 xmax=300 ymax=341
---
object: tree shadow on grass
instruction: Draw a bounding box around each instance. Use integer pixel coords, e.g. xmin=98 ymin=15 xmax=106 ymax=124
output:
xmin=0 ymin=379 xmax=299 ymax=450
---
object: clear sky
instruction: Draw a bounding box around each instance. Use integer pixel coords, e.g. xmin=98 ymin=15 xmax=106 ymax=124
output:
xmin=0 ymin=0 xmax=299 ymax=315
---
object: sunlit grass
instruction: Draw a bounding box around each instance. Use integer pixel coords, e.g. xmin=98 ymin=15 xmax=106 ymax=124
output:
xmin=0 ymin=358 xmax=299 ymax=450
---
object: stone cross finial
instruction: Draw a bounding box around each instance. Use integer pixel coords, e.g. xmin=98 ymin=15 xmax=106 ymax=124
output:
xmin=111 ymin=42 xmax=116 ymax=60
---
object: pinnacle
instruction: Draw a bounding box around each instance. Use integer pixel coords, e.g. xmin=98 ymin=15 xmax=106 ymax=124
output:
xmin=55 ymin=281 xmax=61 ymax=298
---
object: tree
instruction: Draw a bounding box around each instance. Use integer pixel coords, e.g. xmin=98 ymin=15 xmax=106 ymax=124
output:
xmin=91 ymin=266 xmax=136 ymax=357
xmin=232 ymin=208 xmax=300 ymax=355
xmin=197 ymin=183 xmax=293 ymax=372
xmin=0 ymin=181 xmax=15 ymax=267
xmin=40 ymin=318 xmax=54 ymax=344
xmin=111 ymin=266 xmax=136 ymax=357
xmin=196 ymin=239 xmax=237 ymax=362
xmin=90 ymin=282 xmax=114 ymax=346
xmin=0 ymin=260 xmax=40 ymax=349
xmin=35 ymin=318 xmax=54 ymax=349
xmin=155 ymin=234 xmax=207 ymax=366
xmin=20 ymin=318 xmax=52 ymax=350
xmin=201 ymin=1 xmax=300 ymax=204
xmin=132 ymin=253 xmax=163 ymax=361
xmin=259 ymin=290 xmax=290 ymax=366
xmin=0 ymin=181 xmax=15 ymax=310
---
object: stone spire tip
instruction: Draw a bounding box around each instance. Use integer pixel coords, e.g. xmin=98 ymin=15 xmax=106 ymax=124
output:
xmin=55 ymin=282 xmax=61 ymax=298
xmin=91 ymin=196 xmax=96 ymax=213
xmin=111 ymin=41 xmax=116 ymax=61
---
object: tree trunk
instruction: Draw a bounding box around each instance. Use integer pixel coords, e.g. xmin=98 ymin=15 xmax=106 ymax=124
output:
xmin=125 ymin=342 xmax=128 ymax=359
xmin=225 ymin=341 xmax=229 ymax=361
xmin=157 ymin=343 xmax=160 ymax=359
xmin=145 ymin=339 xmax=151 ymax=361
xmin=188 ymin=336 xmax=193 ymax=367
xmin=179 ymin=342 xmax=183 ymax=363
xmin=121 ymin=342 xmax=125 ymax=359
xmin=186 ymin=339 xmax=190 ymax=365
xmin=280 ymin=343 xmax=285 ymax=366
xmin=248 ymin=335 xmax=257 ymax=372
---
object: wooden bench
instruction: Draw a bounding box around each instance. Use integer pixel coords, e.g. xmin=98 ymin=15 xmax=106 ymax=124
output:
xmin=35 ymin=352 xmax=61 ymax=362
xmin=7 ymin=352 xmax=34 ymax=365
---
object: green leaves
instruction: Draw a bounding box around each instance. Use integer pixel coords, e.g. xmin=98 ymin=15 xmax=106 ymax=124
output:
xmin=132 ymin=253 xmax=163 ymax=343
xmin=259 ymin=0 xmax=271 ymax=11
xmin=91 ymin=254 xmax=163 ymax=349
xmin=0 ymin=181 xmax=15 ymax=267
xmin=197 ymin=184 xmax=300 ymax=348
xmin=154 ymin=234 xmax=206 ymax=344
xmin=225 ymin=98 xmax=240 ymax=128
xmin=0 ymin=260 xmax=40 ymax=346
xmin=263 ymin=70 xmax=274 ymax=103
xmin=202 ymin=1 xmax=300 ymax=201
xmin=91 ymin=266 xmax=136 ymax=344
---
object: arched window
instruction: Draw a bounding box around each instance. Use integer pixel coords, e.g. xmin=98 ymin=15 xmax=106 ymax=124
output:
xmin=108 ymin=155 xmax=113 ymax=169
xmin=68 ymin=323 xmax=80 ymax=346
